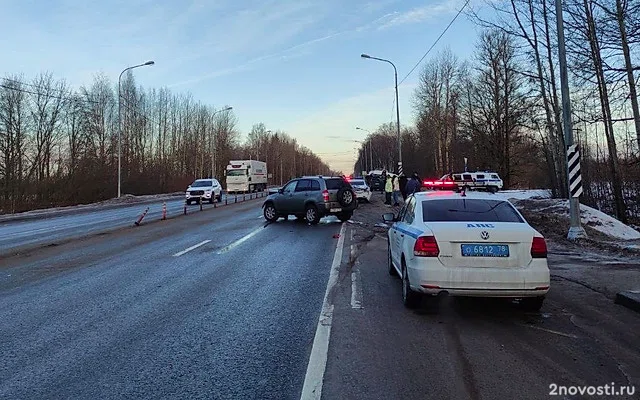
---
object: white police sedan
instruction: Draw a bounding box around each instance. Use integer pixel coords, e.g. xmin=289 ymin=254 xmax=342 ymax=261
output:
xmin=383 ymin=190 xmax=550 ymax=311
xmin=348 ymin=178 xmax=372 ymax=202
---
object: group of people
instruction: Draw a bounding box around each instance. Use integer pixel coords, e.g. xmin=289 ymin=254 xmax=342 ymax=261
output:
xmin=383 ymin=172 xmax=422 ymax=206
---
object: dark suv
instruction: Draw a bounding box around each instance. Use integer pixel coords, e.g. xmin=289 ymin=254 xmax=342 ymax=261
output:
xmin=262 ymin=176 xmax=357 ymax=224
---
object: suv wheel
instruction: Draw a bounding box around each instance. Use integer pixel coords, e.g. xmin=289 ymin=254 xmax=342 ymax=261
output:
xmin=305 ymin=205 xmax=320 ymax=225
xmin=264 ymin=203 xmax=278 ymax=222
xmin=337 ymin=187 xmax=355 ymax=208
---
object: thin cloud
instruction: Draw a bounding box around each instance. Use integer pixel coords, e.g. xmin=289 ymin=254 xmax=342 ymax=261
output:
xmin=167 ymin=11 xmax=400 ymax=88
xmin=377 ymin=0 xmax=463 ymax=30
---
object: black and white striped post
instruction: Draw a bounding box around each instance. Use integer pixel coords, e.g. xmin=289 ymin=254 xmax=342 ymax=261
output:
xmin=556 ymin=0 xmax=587 ymax=240
xmin=567 ymin=145 xmax=583 ymax=198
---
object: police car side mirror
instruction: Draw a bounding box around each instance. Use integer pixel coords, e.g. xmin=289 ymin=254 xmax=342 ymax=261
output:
xmin=382 ymin=213 xmax=395 ymax=223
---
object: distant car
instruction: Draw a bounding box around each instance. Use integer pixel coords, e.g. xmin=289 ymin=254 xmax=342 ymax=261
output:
xmin=448 ymin=172 xmax=504 ymax=193
xmin=348 ymin=178 xmax=372 ymax=202
xmin=262 ymin=176 xmax=357 ymax=224
xmin=186 ymin=179 xmax=222 ymax=204
xmin=368 ymin=174 xmax=386 ymax=192
xmin=383 ymin=190 xmax=549 ymax=311
xmin=422 ymin=175 xmax=459 ymax=191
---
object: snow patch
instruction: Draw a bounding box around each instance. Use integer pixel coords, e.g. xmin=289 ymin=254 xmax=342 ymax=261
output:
xmin=579 ymin=205 xmax=640 ymax=240
xmin=518 ymin=198 xmax=640 ymax=240
xmin=493 ymin=189 xmax=552 ymax=201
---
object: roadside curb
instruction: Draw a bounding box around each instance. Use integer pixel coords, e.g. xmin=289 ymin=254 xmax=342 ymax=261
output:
xmin=614 ymin=290 xmax=640 ymax=313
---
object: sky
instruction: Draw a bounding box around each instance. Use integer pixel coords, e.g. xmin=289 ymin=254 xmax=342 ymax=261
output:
xmin=0 ymin=0 xmax=491 ymax=173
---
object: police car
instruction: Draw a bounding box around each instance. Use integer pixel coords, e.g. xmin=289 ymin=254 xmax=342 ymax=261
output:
xmin=347 ymin=177 xmax=372 ymax=202
xmin=382 ymin=190 xmax=549 ymax=311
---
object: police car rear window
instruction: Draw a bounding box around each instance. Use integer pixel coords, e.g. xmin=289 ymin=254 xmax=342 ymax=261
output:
xmin=422 ymin=199 xmax=524 ymax=223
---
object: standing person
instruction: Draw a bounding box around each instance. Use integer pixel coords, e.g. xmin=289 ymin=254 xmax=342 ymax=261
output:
xmin=384 ymin=174 xmax=393 ymax=205
xmin=392 ymin=175 xmax=401 ymax=206
xmin=398 ymin=173 xmax=408 ymax=200
xmin=405 ymin=172 xmax=421 ymax=196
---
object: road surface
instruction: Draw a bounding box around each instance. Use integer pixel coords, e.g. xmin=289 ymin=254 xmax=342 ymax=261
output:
xmin=0 ymin=192 xmax=266 ymax=257
xmin=1 ymin=195 xmax=638 ymax=399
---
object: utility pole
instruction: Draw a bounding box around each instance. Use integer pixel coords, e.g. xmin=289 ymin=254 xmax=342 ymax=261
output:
xmin=555 ymin=0 xmax=587 ymax=240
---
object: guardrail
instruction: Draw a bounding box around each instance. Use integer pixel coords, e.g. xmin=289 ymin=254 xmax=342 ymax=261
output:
xmin=140 ymin=190 xmax=269 ymax=226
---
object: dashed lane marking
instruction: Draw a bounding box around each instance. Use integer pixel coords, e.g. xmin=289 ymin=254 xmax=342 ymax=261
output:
xmin=173 ymin=240 xmax=211 ymax=257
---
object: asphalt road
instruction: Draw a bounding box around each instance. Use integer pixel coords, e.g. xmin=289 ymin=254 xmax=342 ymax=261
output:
xmin=0 ymin=192 xmax=266 ymax=257
xmin=0 ymin=199 xmax=344 ymax=399
xmin=2 ymin=193 xmax=639 ymax=400
xmin=322 ymin=221 xmax=640 ymax=399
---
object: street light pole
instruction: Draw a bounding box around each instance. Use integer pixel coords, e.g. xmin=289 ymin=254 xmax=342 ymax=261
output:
xmin=555 ymin=0 xmax=587 ymax=240
xmin=356 ymin=126 xmax=373 ymax=172
xmin=361 ymin=54 xmax=402 ymax=175
xmin=210 ymin=107 xmax=233 ymax=180
xmin=118 ymin=60 xmax=154 ymax=198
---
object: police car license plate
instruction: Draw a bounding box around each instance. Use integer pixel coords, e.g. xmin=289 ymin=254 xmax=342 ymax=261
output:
xmin=330 ymin=208 xmax=342 ymax=212
xmin=461 ymin=244 xmax=509 ymax=257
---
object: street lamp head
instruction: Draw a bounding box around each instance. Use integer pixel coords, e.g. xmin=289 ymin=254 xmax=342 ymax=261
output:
xmin=360 ymin=54 xmax=371 ymax=59
xmin=144 ymin=61 xmax=155 ymax=66
xmin=225 ymin=106 xmax=233 ymax=111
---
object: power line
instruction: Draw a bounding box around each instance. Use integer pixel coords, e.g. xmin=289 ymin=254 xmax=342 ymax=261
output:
xmin=3 ymin=77 xmax=72 ymax=96
xmin=398 ymin=0 xmax=471 ymax=86
xmin=0 ymin=82 xmax=98 ymax=104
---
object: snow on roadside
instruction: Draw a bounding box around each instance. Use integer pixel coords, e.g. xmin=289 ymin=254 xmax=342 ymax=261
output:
xmin=493 ymin=189 xmax=552 ymax=201
xmin=0 ymin=192 xmax=184 ymax=220
xmin=579 ymin=203 xmax=640 ymax=240
xmin=513 ymin=197 xmax=640 ymax=240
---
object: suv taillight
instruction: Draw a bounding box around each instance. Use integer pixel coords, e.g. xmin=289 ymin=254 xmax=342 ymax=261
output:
xmin=531 ymin=237 xmax=547 ymax=258
xmin=322 ymin=189 xmax=329 ymax=202
xmin=414 ymin=236 xmax=439 ymax=257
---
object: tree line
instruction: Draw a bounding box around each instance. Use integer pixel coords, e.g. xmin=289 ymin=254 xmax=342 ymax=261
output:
xmin=0 ymin=73 xmax=335 ymax=213
xmin=354 ymin=0 xmax=640 ymax=223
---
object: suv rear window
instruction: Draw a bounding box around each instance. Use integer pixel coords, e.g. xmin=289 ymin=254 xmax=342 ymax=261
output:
xmin=325 ymin=178 xmax=348 ymax=190
xmin=422 ymin=199 xmax=524 ymax=223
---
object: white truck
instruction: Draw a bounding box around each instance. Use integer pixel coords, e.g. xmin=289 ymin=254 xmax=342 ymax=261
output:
xmin=225 ymin=160 xmax=268 ymax=193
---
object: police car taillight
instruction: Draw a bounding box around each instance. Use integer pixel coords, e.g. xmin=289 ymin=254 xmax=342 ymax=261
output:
xmin=414 ymin=236 xmax=439 ymax=257
xmin=531 ymin=237 xmax=547 ymax=258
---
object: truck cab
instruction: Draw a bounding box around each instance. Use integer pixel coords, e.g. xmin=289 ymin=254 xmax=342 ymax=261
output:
xmin=226 ymin=160 xmax=268 ymax=194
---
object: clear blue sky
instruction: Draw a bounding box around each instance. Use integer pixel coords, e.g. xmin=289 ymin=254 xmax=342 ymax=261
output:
xmin=1 ymin=0 xmax=491 ymax=172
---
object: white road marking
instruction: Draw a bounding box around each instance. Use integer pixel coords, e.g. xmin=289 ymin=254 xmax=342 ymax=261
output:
xmin=520 ymin=324 xmax=578 ymax=339
xmin=216 ymin=227 xmax=264 ymax=254
xmin=351 ymin=271 xmax=363 ymax=309
xmin=300 ymin=224 xmax=345 ymax=400
xmin=350 ymin=229 xmax=354 ymax=241
xmin=172 ymin=240 xmax=211 ymax=257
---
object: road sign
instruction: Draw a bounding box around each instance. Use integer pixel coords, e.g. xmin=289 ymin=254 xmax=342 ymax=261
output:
xmin=567 ymin=144 xmax=583 ymax=198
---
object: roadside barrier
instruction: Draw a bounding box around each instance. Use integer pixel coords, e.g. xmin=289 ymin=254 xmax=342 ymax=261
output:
xmin=134 ymin=207 xmax=150 ymax=226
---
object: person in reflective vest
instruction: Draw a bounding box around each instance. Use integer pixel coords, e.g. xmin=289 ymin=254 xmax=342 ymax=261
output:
xmin=384 ymin=175 xmax=393 ymax=205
